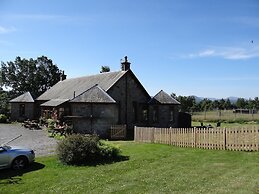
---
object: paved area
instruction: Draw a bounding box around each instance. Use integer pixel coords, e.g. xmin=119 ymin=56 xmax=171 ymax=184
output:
xmin=0 ymin=123 xmax=57 ymax=156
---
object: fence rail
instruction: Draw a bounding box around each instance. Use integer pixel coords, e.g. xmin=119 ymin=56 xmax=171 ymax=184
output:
xmin=134 ymin=126 xmax=259 ymax=151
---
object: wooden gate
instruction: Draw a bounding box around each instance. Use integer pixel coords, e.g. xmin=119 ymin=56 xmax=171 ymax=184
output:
xmin=110 ymin=125 xmax=127 ymax=140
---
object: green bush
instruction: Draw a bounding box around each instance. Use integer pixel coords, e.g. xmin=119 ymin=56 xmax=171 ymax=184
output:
xmin=47 ymin=119 xmax=55 ymax=131
xmin=98 ymin=140 xmax=121 ymax=159
xmin=56 ymin=134 xmax=121 ymax=165
xmin=0 ymin=114 xmax=7 ymax=123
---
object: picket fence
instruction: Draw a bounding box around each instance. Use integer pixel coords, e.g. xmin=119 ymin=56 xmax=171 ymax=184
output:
xmin=134 ymin=126 xmax=259 ymax=151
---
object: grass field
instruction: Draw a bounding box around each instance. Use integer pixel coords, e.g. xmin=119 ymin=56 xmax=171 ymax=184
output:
xmin=1 ymin=142 xmax=259 ymax=194
xmin=192 ymin=121 xmax=259 ymax=128
xmin=192 ymin=110 xmax=259 ymax=123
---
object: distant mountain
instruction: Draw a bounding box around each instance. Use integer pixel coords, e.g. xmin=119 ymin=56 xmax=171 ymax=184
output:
xmin=227 ymin=96 xmax=239 ymax=103
xmin=192 ymin=96 xmax=204 ymax=103
xmin=192 ymin=96 xmax=217 ymax=103
xmin=192 ymin=95 xmax=239 ymax=103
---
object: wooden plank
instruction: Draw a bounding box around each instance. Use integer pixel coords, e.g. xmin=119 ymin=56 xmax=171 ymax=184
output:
xmin=133 ymin=126 xmax=259 ymax=152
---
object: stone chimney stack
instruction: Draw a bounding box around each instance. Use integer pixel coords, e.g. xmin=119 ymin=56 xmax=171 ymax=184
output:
xmin=121 ymin=56 xmax=131 ymax=71
xmin=60 ymin=71 xmax=67 ymax=81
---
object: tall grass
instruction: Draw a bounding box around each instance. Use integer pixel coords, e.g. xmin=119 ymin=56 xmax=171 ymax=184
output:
xmin=192 ymin=110 xmax=259 ymax=123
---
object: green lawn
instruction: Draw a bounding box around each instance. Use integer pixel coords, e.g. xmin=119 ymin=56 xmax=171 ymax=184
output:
xmin=1 ymin=142 xmax=259 ymax=194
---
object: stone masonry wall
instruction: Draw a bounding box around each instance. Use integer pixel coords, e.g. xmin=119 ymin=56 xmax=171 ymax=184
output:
xmin=108 ymin=71 xmax=151 ymax=138
xmin=71 ymin=103 xmax=118 ymax=138
xmin=10 ymin=103 xmax=35 ymax=121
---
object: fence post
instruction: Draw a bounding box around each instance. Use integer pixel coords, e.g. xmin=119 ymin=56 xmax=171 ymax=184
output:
xmin=194 ymin=127 xmax=197 ymax=148
xmin=151 ymin=127 xmax=155 ymax=143
xmin=224 ymin=128 xmax=227 ymax=150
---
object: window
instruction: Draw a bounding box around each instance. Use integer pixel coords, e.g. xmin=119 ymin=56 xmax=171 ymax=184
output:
xmin=152 ymin=107 xmax=158 ymax=123
xmin=59 ymin=107 xmax=65 ymax=118
xmin=80 ymin=106 xmax=86 ymax=116
xmin=19 ymin=104 xmax=25 ymax=117
xmin=142 ymin=107 xmax=148 ymax=122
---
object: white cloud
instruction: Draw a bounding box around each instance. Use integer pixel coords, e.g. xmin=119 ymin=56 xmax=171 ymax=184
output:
xmin=0 ymin=26 xmax=16 ymax=34
xmin=198 ymin=49 xmax=215 ymax=57
xmin=187 ymin=46 xmax=259 ymax=60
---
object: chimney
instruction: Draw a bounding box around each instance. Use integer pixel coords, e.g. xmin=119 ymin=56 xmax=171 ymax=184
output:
xmin=121 ymin=56 xmax=131 ymax=71
xmin=60 ymin=71 xmax=67 ymax=81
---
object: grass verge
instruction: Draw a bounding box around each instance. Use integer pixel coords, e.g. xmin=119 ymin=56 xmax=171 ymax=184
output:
xmin=0 ymin=142 xmax=259 ymax=194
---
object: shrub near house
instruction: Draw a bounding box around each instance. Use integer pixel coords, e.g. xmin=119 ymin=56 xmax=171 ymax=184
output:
xmin=0 ymin=114 xmax=7 ymax=123
xmin=56 ymin=134 xmax=122 ymax=165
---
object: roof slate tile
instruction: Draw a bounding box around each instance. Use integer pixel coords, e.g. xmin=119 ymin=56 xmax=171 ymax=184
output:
xmin=10 ymin=92 xmax=34 ymax=103
xmin=70 ymin=85 xmax=116 ymax=103
xmin=149 ymin=90 xmax=180 ymax=105
xmin=37 ymin=71 xmax=127 ymax=101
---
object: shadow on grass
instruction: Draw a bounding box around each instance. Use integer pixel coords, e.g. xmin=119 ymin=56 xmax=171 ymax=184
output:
xmin=0 ymin=162 xmax=45 ymax=185
xmin=62 ymin=155 xmax=130 ymax=167
xmin=93 ymin=155 xmax=130 ymax=166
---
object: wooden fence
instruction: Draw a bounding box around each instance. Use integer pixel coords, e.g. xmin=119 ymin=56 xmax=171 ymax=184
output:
xmin=110 ymin=125 xmax=127 ymax=140
xmin=134 ymin=126 xmax=259 ymax=151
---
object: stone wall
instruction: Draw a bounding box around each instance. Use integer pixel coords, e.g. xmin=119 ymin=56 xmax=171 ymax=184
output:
xmin=108 ymin=70 xmax=151 ymax=138
xmin=148 ymin=105 xmax=179 ymax=128
xmin=70 ymin=103 xmax=118 ymax=138
xmin=10 ymin=102 xmax=35 ymax=121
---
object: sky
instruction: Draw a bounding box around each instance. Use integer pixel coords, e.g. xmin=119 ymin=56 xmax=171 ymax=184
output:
xmin=0 ymin=0 xmax=259 ymax=99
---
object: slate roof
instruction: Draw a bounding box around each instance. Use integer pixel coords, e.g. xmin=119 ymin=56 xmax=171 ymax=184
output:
xmin=40 ymin=99 xmax=69 ymax=107
xmin=37 ymin=71 xmax=127 ymax=101
xmin=149 ymin=90 xmax=180 ymax=105
xmin=70 ymin=85 xmax=116 ymax=103
xmin=10 ymin=92 xmax=34 ymax=103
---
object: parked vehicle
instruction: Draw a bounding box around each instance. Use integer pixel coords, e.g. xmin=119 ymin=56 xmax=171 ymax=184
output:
xmin=0 ymin=145 xmax=35 ymax=170
xmin=0 ymin=135 xmax=35 ymax=170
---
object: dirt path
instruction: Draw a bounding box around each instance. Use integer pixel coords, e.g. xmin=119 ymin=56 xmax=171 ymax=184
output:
xmin=0 ymin=123 xmax=57 ymax=157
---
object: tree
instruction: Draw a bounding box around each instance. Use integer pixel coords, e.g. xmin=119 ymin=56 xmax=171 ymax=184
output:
xmin=236 ymin=98 xmax=247 ymax=109
xmin=0 ymin=89 xmax=9 ymax=114
xmin=213 ymin=100 xmax=220 ymax=110
xmin=199 ymin=98 xmax=213 ymax=111
xmin=219 ymin=98 xmax=226 ymax=110
xmin=100 ymin=66 xmax=110 ymax=73
xmin=1 ymin=56 xmax=64 ymax=98
xmin=254 ymin=97 xmax=259 ymax=110
xmin=224 ymin=98 xmax=232 ymax=110
xmin=177 ymin=95 xmax=196 ymax=113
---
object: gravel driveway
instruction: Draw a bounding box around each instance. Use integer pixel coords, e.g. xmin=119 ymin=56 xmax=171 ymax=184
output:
xmin=0 ymin=123 xmax=57 ymax=156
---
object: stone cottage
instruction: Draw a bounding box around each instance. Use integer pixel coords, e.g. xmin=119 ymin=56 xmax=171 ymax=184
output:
xmin=10 ymin=57 xmax=182 ymax=138
xmin=10 ymin=92 xmax=35 ymax=121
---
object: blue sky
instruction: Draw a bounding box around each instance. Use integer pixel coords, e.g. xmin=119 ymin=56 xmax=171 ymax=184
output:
xmin=0 ymin=0 xmax=259 ymax=98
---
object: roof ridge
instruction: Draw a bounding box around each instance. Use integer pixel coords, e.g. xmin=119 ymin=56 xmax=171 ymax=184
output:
xmin=37 ymin=70 xmax=127 ymax=100
xmin=70 ymin=84 xmax=116 ymax=103
xmin=10 ymin=92 xmax=35 ymax=103
xmin=63 ymin=70 xmax=123 ymax=81
xmin=149 ymin=90 xmax=180 ymax=105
